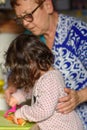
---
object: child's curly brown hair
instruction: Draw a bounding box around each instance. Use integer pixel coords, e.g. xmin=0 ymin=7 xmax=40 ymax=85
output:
xmin=5 ymin=34 xmax=54 ymax=91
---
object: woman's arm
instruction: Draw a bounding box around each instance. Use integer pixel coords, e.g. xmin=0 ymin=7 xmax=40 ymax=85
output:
xmin=57 ymin=87 xmax=87 ymax=114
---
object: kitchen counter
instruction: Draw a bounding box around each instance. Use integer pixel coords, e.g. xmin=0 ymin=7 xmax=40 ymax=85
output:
xmin=0 ymin=111 xmax=34 ymax=130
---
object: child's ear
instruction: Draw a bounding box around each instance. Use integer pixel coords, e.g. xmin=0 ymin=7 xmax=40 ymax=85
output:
xmin=44 ymin=0 xmax=54 ymax=14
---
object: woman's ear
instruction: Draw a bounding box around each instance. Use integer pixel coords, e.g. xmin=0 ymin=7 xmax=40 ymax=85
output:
xmin=44 ymin=0 xmax=54 ymax=14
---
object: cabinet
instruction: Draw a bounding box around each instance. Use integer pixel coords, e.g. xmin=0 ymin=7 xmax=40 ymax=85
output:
xmin=71 ymin=0 xmax=87 ymax=10
xmin=53 ymin=0 xmax=70 ymax=11
xmin=53 ymin=0 xmax=87 ymax=11
xmin=0 ymin=0 xmax=11 ymax=9
xmin=53 ymin=0 xmax=87 ymax=22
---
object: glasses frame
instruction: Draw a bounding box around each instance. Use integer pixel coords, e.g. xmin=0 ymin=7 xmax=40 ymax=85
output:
xmin=15 ymin=0 xmax=45 ymax=24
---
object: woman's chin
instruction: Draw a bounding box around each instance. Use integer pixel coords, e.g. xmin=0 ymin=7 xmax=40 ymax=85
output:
xmin=31 ymin=30 xmax=42 ymax=36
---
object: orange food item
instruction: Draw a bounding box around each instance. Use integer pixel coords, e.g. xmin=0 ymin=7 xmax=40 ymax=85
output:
xmin=17 ymin=118 xmax=26 ymax=126
xmin=5 ymin=114 xmax=26 ymax=126
xmin=6 ymin=114 xmax=14 ymax=121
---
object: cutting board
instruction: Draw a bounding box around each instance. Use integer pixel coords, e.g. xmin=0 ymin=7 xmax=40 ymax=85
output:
xmin=0 ymin=111 xmax=34 ymax=130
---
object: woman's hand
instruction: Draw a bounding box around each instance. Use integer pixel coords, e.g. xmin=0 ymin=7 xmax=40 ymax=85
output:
xmin=57 ymin=88 xmax=82 ymax=114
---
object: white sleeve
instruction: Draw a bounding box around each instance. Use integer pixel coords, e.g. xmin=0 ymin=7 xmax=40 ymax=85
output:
xmin=14 ymin=72 xmax=63 ymax=122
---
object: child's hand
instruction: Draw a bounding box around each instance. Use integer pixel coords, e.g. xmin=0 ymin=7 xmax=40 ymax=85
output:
xmin=8 ymin=96 xmax=19 ymax=107
xmin=4 ymin=86 xmax=17 ymax=104
xmin=13 ymin=116 xmax=18 ymax=124
xmin=6 ymin=114 xmax=26 ymax=126
xmin=13 ymin=116 xmax=26 ymax=126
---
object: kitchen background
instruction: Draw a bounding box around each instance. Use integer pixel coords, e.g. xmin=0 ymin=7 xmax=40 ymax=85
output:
xmin=0 ymin=0 xmax=87 ymax=110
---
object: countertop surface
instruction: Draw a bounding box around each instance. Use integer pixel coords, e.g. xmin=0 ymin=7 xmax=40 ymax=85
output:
xmin=0 ymin=111 xmax=34 ymax=130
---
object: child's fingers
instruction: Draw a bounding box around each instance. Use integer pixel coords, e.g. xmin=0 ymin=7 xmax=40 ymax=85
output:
xmin=13 ymin=116 xmax=18 ymax=124
xmin=13 ymin=116 xmax=26 ymax=126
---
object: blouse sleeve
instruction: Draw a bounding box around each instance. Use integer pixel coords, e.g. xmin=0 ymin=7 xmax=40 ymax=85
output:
xmin=14 ymin=71 xmax=65 ymax=122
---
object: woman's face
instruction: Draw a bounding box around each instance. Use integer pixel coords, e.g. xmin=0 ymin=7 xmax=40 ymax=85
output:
xmin=14 ymin=0 xmax=53 ymax=36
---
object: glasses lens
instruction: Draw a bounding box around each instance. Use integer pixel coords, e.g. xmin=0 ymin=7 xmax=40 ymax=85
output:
xmin=24 ymin=14 xmax=33 ymax=22
xmin=14 ymin=13 xmax=33 ymax=25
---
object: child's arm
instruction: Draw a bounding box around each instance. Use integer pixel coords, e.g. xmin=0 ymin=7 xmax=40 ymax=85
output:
xmin=14 ymin=71 xmax=64 ymax=122
xmin=4 ymin=86 xmax=17 ymax=105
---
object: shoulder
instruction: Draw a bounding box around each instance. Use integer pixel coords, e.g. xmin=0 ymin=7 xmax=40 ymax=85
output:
xmin=58 ymin=14 xmax=87 ymax=29
xmin=57 ymin=14 xmax=87 ymax=41
xmin=38 ymin=69 xmax=64 ymax=86
xmin=41 ymin=69 xmax=61 ymax=78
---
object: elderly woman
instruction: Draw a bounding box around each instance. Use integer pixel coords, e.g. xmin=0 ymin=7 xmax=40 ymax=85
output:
xmin=5 ymin=0 xmax=87 ymax=129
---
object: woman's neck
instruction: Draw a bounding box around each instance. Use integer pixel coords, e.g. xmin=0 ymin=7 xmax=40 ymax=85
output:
xmin=44 ymin=12 xmax=58 ymax=49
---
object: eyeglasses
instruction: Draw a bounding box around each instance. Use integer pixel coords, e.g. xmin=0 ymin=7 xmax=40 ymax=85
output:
xmin=14 ymin=0 xmax=45 ymax=25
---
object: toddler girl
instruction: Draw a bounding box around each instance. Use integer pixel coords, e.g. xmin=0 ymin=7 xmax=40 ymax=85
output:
xmin=5 ymin=34 xmax=83 ymax=130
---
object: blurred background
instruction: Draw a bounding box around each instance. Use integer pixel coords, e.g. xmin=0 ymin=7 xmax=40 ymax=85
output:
xmin=0 ymin=0 xmax=25 ymax=110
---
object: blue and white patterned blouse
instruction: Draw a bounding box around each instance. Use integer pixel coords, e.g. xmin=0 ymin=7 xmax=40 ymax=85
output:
xmin=52 ymin=14 xmax=87 ymax=130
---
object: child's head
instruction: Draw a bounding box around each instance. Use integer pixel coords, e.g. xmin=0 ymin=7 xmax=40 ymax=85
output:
xmin=5 ymin=34 xmax=54 ymax=89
